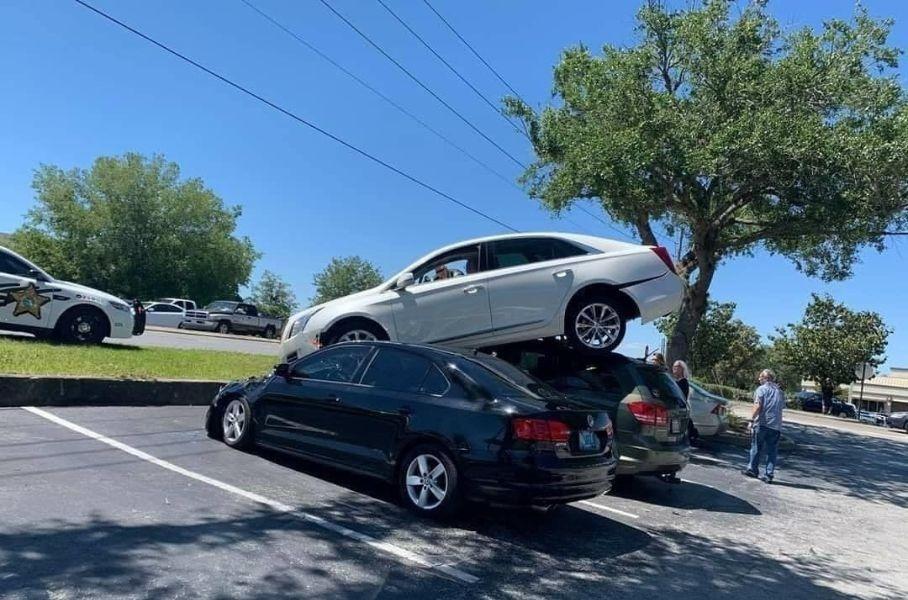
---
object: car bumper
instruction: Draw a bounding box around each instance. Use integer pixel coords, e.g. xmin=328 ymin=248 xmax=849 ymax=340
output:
xmin=180 ymin=319 xmax=220 ymax=332
xmin=615 ymin=444 xmax=690 ymax=476
xmin=280 ymin=333 xmax=320 ymax=363
xmin=464 ymin=455 xmax=618 ymax=505
xmin=623 ymin=271 xmax=684 ymax=323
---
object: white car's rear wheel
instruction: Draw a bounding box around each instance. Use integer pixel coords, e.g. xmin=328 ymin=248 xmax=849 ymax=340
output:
xmin=566 ymin=298 xmax=627 ymax=354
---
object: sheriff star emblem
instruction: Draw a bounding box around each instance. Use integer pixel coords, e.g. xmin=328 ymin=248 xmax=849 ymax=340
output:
xmin=9 ymin=283 xmax=51 ymax=319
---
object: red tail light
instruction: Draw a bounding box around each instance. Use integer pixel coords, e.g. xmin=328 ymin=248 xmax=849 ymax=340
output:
xmin=627 ymin=401 xmax=669 ymax=427
xmin=650 ymin=246 xmax=676 ymax=274
xmin=512 ymin=418 xmax=571 ymax=443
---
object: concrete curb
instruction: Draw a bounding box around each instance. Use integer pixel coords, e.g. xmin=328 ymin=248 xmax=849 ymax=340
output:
xmin=0 ymin=374 xmax=225 ymax=407
xmin=145 ymin=325 xmax=279 ymax=344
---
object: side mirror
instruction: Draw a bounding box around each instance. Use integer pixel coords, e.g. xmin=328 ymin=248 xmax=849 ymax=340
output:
xmin=27 ymin=268 xmax=47 ymax=282
xmin=274 ymin=363 xmax=291 ymax=378
xmin=395 ymin=272 xmax=415 ymax=290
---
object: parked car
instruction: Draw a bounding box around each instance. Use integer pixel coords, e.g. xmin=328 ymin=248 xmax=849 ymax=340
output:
xmin=490 ymin=340 xmax=690 ymax=481
xmin=795 ymin=391 xmax=825 ymax=413
xmin=206 ymin=341 xmax=617 ymax=517
xmin=183 ymin=301 xmax=283 ymax=338
xmin=686 ymin=381 xmax=729 ymax=438
xmin=280 ymin=233 xmax=684 ymax=362
xmin=830 ymin=399 xmax=857 ymax=419
xmin=142 ymin=301 xmax=186 ymax=328
xmin=859 ymin=411 xmax=887 ymax=426
xmin=155 ymin=297 xmax=196 ymax=312
xmin=886 ymin=411 xmax=908 ymax=432
xmin=0 ymin=244 xmax=145 ymax=343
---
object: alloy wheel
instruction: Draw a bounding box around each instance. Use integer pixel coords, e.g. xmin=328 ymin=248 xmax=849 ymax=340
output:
xmin=405 ymin=454 xmax=448 ymax=510
xmin=338 ymin=329 xmax=377 ymax=343
xmin=222 ymin=399 xmax=246 ymax=443
xmin=574 ymin=302 xmax=621 ymax=349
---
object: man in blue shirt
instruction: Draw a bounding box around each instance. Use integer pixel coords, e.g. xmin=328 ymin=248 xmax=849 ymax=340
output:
xmin=742 ymin=369 xmax=786 ymax=483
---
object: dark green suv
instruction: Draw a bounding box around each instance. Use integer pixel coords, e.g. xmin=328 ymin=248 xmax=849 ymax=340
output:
xmin=493 ymin=341 xmax=691 ymax=480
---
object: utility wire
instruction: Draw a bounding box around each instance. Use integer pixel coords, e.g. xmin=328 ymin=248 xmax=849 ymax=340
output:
xmin=72 ymin=0 xmax=518 ymax=233
xmin=238 ymin=0 xmax=520 ymax=193
xmin=374 ymin=0 xmax=527 ymax=139
xmin=422 ymin=0 xmax=528 ymax=105
xmin=316 ymin=0 xmax=527 ymax=170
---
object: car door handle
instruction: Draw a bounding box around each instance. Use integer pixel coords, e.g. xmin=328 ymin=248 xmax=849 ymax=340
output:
xmin=554 ymin=269 xmax=572 ymax=278
xmin=463 ymin=285 xmax=482 ymax=294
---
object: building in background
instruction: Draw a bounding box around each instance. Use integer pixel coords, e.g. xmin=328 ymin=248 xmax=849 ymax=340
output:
xmin=847 ymin=368 xmax=908 ymax=414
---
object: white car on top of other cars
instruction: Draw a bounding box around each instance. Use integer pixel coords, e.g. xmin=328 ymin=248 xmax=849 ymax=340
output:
xmin=0 ymin=244 xmax=145 ymax=343
xmin=281 ymin=232 xmax=684 ymax=362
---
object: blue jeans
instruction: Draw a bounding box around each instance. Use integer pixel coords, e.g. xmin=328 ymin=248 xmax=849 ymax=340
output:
xmin=747 ymin=426 xmax=781 ymax=478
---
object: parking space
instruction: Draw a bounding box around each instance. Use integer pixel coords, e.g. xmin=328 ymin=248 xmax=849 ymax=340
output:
xmin=2 ymin=406 xmax=906 ymax=599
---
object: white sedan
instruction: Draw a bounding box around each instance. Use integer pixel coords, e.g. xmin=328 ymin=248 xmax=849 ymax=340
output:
xmin=687 ymin=381 xmax=730 ymax=438
xmin=281 ymin=233 xmax=684 ymax=362
xmin=142 ymin=301 xmax=186 ymax=328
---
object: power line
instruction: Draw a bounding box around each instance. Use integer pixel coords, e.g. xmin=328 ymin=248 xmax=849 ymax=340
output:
xmin=374 ymin=0 xmax=526 ymax=139
xmin=316 ymin=0 xmax=527 ymax=170
xmin=71 ymin=0 xmax=519 ymax=233
xmin=422 ymin=0 xmax=527 ymax=105
xmin=239 ymin=0 xmax=520 ymax=192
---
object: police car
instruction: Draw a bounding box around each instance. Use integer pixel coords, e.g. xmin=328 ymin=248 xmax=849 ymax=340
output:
xmin=0 ymin=244 xmax=145 ymax=343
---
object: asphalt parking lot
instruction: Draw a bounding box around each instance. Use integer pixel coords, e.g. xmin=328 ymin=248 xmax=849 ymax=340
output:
xmin=2 ymin=406 xmax=906 ymax=600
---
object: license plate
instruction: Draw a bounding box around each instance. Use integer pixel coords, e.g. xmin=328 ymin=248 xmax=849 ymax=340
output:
xmin=670 ymin=418 xmax=682 ymax=434
xmin=578 ymin=430 xmax=599 ymax=451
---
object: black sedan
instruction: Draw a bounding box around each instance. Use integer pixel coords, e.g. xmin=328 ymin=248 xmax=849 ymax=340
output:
xmin=888 ymin=411 xmax=908 ymax=432
xmin=206 ymin=341 xmax=617 ymax=517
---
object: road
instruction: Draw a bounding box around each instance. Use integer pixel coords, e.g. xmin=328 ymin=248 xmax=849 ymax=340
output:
xmin=730 ymin=400 xmax=906 ymax=441
xmin=2 ymin=406 xmax=906 ymax=599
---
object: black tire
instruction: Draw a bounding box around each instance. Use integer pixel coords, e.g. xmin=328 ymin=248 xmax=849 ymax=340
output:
xmin=564 ymin=294 xmax=627 ymax=354
xmin=688 ymin=422 xmax=700 ymax=445
xmin=220 ymin=396 xmax=254 ymax=449
xmin=217 ymin=321 xmax=231 ymax=335
xmin=177 ymin=322 xmax=185 ymax=329
xmin=903 ymin=423 xmax=908 ymax=434
xmin=398 ymin=444 xmax=461 ymax=519
xmin=324 ymin=319 xmax=387 ymax=346
xmin=57 ymin=307 xmax=108 ymax=344
xmin=263 ymin=325 xmax=277 ymax=339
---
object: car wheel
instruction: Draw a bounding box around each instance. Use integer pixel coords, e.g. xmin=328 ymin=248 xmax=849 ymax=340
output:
xmin=177 ymin=322 xmax=185 ymax=329
xmin=264 ymin=325 xmax=277 ymax=339
xmin=217 ymin=321 xmax=231 ymax=335
xmin=58 ymin=307 xmax=108 ymax=344
xmin=565 ymin=296 xmax=627 ymax=354
xmin=221 ymin=397 xmax=254 ymax=449
xmin=325 ymin=320 xmax=387 ymax=346
xmin=903 ymin=423 xmax=908 ymax=434
xmin=398 ymin=444 xmax=461 ymax=518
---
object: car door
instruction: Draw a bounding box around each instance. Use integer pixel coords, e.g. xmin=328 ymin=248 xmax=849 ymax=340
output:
xmin=255 ymin=345 xmax=375 ymax=468
xmin=233 ymin=304 xmax=257 ymax=333
xmin=484 ymin=237 xmax=591 ymax=334
xmin=146 ymin=303 xmax=184 ymax=328
xmin=391 ymin=243 xmax=492 ymax=344
xmin=0 ymin=248 xmax=57 ymax=331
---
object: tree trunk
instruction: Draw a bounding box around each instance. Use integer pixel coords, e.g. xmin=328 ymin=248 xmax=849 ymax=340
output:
xmin=666 ymin=254 xmax=717 ymax=365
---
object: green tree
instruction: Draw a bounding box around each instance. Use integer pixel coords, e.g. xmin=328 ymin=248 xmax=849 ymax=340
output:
xmin=11 ymin=153 xmax=258 ymax=305
xmin=505 ymin=1 xmax=908 ymax=362
xmin=771 ymin=294 xmax=889 ymax=398
xmin=248 ymin=270 xmax=298 ymax=318
xmin=657 ymin=301 xmax=764 ymax=389
xmin=311 ymin=256 xmax=383 ymax=305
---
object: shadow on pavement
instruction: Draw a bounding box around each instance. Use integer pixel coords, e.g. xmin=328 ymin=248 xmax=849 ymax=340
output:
xmin=782 ymin=423 xmax=908 ymax=508
xmin=611 ymin=475 xmax=761 ymax=515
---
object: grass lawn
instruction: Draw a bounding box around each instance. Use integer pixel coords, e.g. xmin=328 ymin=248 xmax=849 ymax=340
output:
xmin=0 ymin=337 xmax=277 ymax=381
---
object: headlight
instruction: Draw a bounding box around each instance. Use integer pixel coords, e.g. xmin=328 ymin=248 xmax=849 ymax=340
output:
xmin=288 ymin=309 xmax=320 ymax=338
xmin=109 ymin=300 xmax=131 ymax=312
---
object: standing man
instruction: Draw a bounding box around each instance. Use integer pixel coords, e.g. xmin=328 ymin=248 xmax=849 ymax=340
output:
xmin=743 ymin=369 xmax=786 ymax=483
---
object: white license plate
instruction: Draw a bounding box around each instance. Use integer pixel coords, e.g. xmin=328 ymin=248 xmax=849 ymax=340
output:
xmin=578 ymin=430 xmax=599 ymax=451
xmin=670 ymin=418 xmax=682 ymax=434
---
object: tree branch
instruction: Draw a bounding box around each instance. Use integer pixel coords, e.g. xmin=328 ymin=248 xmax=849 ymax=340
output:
xmin=635 ymin=214 xmax=658 ymax=246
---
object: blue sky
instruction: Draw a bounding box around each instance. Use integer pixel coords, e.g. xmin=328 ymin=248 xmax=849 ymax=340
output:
xmin=2 ymin=0 xmax=906 ymax=369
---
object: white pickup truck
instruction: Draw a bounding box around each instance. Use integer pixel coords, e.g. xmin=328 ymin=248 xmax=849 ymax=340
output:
xmin=182 ymin=301 xmax=283 ymax=338
xmin=0 ymin=244 xmax=145 ymax=343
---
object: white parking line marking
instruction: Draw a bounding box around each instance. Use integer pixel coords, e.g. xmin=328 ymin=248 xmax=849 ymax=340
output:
xmin=22 ymin=406 xmax=479 ymax=585
xmin=576 ymin=500 xmax=639 ymax=520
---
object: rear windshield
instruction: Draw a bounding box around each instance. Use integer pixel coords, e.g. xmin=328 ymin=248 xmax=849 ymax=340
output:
xmin=635 ymin=367 xmax=688 ymax=409
xmin=456 ymin=355 xmax=561 ymax=400
xmin=204 ymin=301 xmax=238 ymax=312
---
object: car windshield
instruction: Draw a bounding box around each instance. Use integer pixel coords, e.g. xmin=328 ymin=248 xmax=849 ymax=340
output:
xmin=204 ymin=301 xmax=238 ymax=312
xmin=461 ymin=353 xmax=563 ymax=400
xmin=637 ymin=367 xmax=689 ymax=408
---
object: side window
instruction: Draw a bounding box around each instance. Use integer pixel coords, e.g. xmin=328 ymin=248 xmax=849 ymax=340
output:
xmin=488 ymin=238 xmax=590 ymax=270
xmin=412 ymin=245 xmax=480 ymax=285
xmin=0 ymin=250 xmax=32 ymax=277
xmin=420 ymin=365 xmax=450 ymax=396
xmin=291 ymin=346 xmax=372 ymax=382
xmin=361 ymin=348 xmax=443 ymax=394
xmin=159 ymin=304 xmax=182 ymax=313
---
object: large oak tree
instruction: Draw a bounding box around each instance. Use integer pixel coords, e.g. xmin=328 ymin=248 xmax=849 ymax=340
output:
xmin=506 ymin=0 xmax=908 ymax=361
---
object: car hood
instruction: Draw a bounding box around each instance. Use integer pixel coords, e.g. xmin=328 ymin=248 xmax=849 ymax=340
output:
xmin=54 ymin=280 xmax=127 ymax=305
xmin=287 ymin=285 xmax=385 ymax=323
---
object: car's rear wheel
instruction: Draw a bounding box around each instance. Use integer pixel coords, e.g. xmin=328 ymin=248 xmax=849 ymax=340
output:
xmin=398 ymin=444 xmax=461 ymax=518
xmin=565 ymin=296 xmax=627 ymax=354
xmin=221 ymin=397 xmax=254 ymax=449
xmin=324 ymin=319 xmax=387 ymax=346
xmin=57 ymin=307 xmax=108 ymax=344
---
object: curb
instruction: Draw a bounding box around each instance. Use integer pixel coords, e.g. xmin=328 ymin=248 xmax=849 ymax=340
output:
xmin=145 ymin=325 xmax=279 ymax=344
xmin=0 ymin=374 xmax=225 ymax=407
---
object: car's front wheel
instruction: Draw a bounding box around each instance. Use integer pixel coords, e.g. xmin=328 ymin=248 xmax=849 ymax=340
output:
xmin=221 ymin=397 xmax=254 ymax=449
xmin=565 ymin=296 xmax=627 ymax=354
xmin=324 ymin=319 xmax=387 ymax=346
xmin=57 ymin=307 xmax=108 ymax=344
xmin=398 ymin=445 xmax=461 ymax=518
xmin=217 ymin=321 xmax=231 ymax=335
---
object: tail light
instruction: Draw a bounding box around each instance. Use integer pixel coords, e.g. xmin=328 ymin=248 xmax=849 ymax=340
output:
xmin=512 ymin=418 xmax=571 ymax=443
xmin=650 ymin=246 xmax=676 ymax=274
xmin=627 ymin=401 xmax=669 ymax=427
